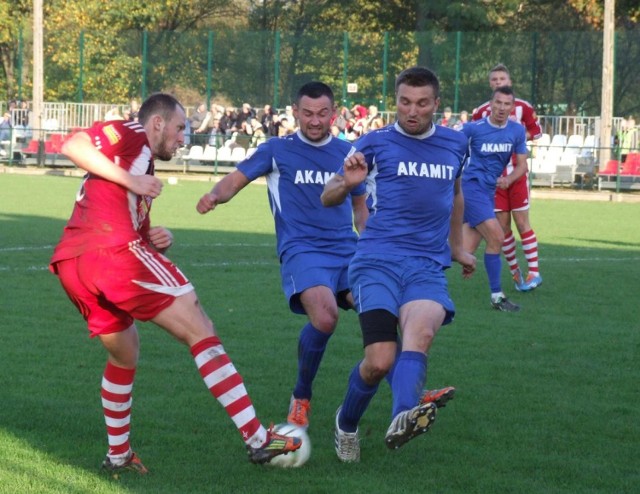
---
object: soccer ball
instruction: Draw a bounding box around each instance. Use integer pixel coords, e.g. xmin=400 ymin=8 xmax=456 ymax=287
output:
xmin=268 ymin=423 xmax=311 ymax=468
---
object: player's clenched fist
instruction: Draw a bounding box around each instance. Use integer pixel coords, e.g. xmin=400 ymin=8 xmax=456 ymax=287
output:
xmin=342 ymin=151 xmax=368 ymax=187
xmin=148 ymin=226 xmax=173 ymax=253
xmin=196 ymin=193 xmax=220 ymax=214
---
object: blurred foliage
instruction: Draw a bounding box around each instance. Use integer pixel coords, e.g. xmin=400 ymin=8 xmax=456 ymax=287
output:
xmin=0 ymin=0 xmax=638 ymax=117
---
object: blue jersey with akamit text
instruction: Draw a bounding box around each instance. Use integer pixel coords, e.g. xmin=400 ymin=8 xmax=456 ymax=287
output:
xmin=352 ymin=123 xmax=467 ymax=266
xmin=237 ymin=131 xmax=365 ymax=261
xmin=461 ymin=117 xmax=527 ymax=190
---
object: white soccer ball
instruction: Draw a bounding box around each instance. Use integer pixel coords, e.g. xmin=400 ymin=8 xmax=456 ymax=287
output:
xmin=268 ymin=423 xmax=311 ymax=468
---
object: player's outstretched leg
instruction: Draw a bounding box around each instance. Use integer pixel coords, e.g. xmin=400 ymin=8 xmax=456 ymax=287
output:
xmin=384 ymin=402 xmax=437 ymax=450
xmin=246 ymin=424 xmax=302 ymax=464
xmin=419 ymin=386 xmax=456 ymax=408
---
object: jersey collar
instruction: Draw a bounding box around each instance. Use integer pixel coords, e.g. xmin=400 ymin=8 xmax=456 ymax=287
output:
xmin=394 ymin=121 xmax=436 ymax=140
xmin=485 ymin=116 xmax=509 ymax=129
xmin=296 ymin=130 xmax=332 ymax=147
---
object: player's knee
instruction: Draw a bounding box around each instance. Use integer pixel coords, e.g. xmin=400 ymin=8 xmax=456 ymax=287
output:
xmin=311 ymin=310 xmax=339 ymax=333
xmin=487 ymin=229 xmax=505 ymax=250
xmin=361 ymin=345 xmax=396 ymax=383
xmin=361 ymin=359 xmax=392 ymax=384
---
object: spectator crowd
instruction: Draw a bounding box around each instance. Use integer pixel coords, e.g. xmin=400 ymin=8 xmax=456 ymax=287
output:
xmin=179 ymin=99 xmax=472 ymax=151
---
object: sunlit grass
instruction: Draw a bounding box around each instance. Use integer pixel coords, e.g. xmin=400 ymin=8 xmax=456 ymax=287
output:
xmin=1 ymin=173 xmax=638 ymax=493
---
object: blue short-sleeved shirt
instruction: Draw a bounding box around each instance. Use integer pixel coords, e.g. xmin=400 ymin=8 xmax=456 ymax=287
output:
xmin=347 ymin=123 xmax=468 ymax=268
xmin=238 ymin=131 xmax=365 ymax=262
xmin=461 ymin=117 xmax=527 ymax=191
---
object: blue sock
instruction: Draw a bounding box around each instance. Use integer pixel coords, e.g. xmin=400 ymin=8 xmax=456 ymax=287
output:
xmin=391 ymin=351 xmax=427 ymax=418
xmin=339 ymin=364 xmax=379 ymax=433
xmin=293 ymin=323 xmax=331 ymax=400
xmin=485 ymin=252 xmax=502 ymax=294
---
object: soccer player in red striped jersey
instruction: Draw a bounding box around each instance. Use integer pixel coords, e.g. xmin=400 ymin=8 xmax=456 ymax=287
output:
xmin=49 ymin=93 xmax=300 ymax=474
xmin=472 ymin=63 xmax=543 ymax=291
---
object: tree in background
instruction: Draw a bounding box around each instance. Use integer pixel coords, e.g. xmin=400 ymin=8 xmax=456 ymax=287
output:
xmin=0 ymin=0 xmax=31 ymax=102
xmin=0 ymin=0 xmax=638 ymax=116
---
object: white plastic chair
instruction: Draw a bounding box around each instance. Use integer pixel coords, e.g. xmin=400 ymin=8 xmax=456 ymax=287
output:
xmin=182 ymin=145 xmax=204 ymax=163
xmin=566 ymin=134 xmax=584 ymax=151
xmin=580 ymin=135 xmax=598 ymax=157
xmin=230 ymin=147 xmax=246 ymax=162
xmin=216 ymin=146 xmax=232 ymax=162
xmin=200 ymin=145 xmax=218 ymax=162
xmin=549 ymin=134 xmax=567 ymax=152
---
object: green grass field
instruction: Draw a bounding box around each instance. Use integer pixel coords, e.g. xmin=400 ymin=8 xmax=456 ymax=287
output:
xmin=0 ymin=173 xmax=638 ymax=494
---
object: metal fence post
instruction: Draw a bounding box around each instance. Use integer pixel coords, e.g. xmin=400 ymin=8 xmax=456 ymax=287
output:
xmin=273 ymin=31 xmax=280 ymax=109
xmin=141 ymin=31 xmax=148 ymax=100
xmin=382 ymin=32 xmax=389 ymax=111
xmin=342 ymin=32 xmax=348 ymax=107
xmin=78 ymin=31 xmax=84 ymax=102
xmin=17 ymin=27 xmax=23 ymax=102
xmin=206 ymin=31 xmax=214 ymax=107
xmin=454 ymin=31 xmax=461 ymax=113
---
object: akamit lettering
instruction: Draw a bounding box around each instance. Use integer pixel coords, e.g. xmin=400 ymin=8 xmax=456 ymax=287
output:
xmin=480 ymin=143 xmax=513 ymax=153
xmin=397 ymin=162 xmax=455 ymax=180
xmin=294 ymin=170 xmax=336 ymax=184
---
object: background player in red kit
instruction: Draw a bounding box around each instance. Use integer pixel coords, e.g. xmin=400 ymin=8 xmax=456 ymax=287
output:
xmin=472 ymin=63 xmax=543 ymax=292
xmin=49 ymin=93 xmax=299 ymax=474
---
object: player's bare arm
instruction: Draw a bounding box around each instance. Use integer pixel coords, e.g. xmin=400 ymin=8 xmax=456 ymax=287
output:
xmin=196 ymin=170 xmax=251 ymax=214
xmin=147 ymin=226 xmax=173 ymax=253
xmin=449 ymin=178 xmax=476 ymax=278
xmin=497 ymin=153 xmax=528 ymax=190
xmin=351 ymin=194 xmax=369 ymax=234
xmin=61 ymin=132 xmax=163 ymax=198
xmin=321 ymin=152 xmax=367 ymax=206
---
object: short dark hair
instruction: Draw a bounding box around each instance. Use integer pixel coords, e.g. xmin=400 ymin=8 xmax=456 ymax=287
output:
xmin=489 ymin=63 xmax=510 ymax=76
xmin=295 ymin=82 xmax=335 ymax=106
xmin=138 ymin=93 xmax=183 ymax=125
xmin=395 ymin=66 xmax=440 ymax=98
xmin=492 ymin=86 xmax=515 ymax=99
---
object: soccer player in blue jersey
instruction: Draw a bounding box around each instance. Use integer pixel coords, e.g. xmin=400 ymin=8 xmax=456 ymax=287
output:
xmin=196 ymin=82 xmax=369 ymax=429
xmin=322 ymin=66 xmax=476 ymax=462
xmin=461 ymin=86 xmax=529 ymax=312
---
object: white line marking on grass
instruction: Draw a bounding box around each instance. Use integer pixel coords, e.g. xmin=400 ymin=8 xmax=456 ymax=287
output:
xmin=548 ymin=257 xmax=640 ymax=262
xmin=3 ymin=257 xmax=639 ymax=274
xmin=0 ymin=243 xmax=275 ymax=253
xmin=191 ymin=261 xmax=277 ymax=267
xmin=0 ymin=245 xmax=55 ymax=252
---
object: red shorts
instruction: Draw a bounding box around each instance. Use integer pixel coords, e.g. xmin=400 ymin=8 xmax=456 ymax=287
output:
xmin=51 ymin=240 xmax=194 ymax=336
xmin=494 ymin=173 xmax=530 ymax=212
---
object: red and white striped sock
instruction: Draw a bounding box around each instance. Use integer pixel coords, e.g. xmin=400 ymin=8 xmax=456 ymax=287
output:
xmin=191 ymin=336 xmax=267 ymax=449
xmin=502 ymin=230 xmax=520 ymax=275
xmin=521 ymin=230 xmax=540 ymax=276
xmin=102 ymin=362 xmax=135 ymax=462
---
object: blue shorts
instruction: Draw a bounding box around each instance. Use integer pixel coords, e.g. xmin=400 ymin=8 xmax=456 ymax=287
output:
xmin=463 ymin=179 xmax=496 ymax=228
xmin=349 ymin=254 xmax=455 ymax=325
xmin=281 ymin=251 xmax=351 ymax=314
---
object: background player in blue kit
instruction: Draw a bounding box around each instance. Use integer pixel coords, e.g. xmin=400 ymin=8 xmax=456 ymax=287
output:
xmin=461 ymin=86 xmax=529 ymax=312
xmin=196 ymin=82 xmax=368 ymax=429
xmin=322 ymin=66 xmax=476 ymax=462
